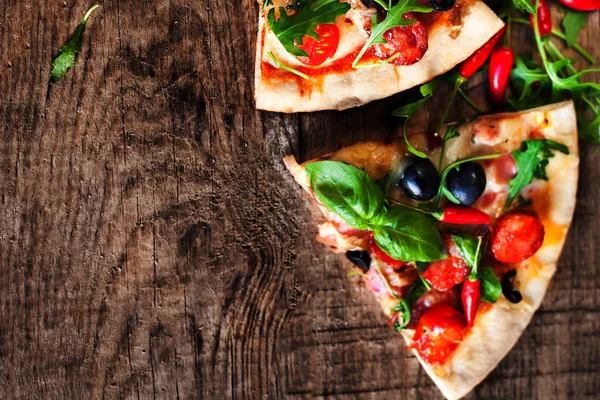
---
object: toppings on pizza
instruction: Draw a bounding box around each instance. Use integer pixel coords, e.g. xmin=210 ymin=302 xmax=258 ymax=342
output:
xmin=410 ymin=303 xmax=466 ymax=365
xmin=490 ymin=212 xmax=545 ymax=263
xmin=296 ymin=24 xmax=341 ymax=65
xmin=284 ymin=102 xmax=578 ymax=390
xmin=421 ymin=234 xmax=468 ymax=292
xmin=369 ymin=14 xmax=429 ymax=66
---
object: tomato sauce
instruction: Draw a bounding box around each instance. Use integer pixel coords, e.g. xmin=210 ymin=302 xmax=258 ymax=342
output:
xmin=259 ymin=1 xmax=474 ymax=88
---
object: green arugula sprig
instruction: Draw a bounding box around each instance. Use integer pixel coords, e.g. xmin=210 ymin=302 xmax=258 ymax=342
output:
xmin=267 ymin=0 xmax=350 ymax=57
xmin=523 ymin=0 xmax=600 ymax=143
xmin=392 ymin=279 xmax=427 ymax=330
xmin=452 ymin=234 xmax=501 ymax=303
xmin=268 ymin=51 xmax=309 ymax=79
xmin=435 ymin=153 xmax=502 ymax=205
xmin=506 ymin=139 xmax=569 ymax=209
xmin=352 ymin=0 xmax=433 ymax=67
xmin=50 ymin=4 xmax=100 ymax=85
xmin=392 ymin=79 xmax=439 ymax=158
xmin=305 ymin=161 xmax=446 ymax=262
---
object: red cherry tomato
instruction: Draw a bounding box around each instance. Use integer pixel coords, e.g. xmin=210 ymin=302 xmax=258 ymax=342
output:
xmin=371 ymin=13 xmax=428 ymax=66
xmin=410 ymin=304 xmax=466 ymax=365
xmin=422 ymin=234 xmax=468 ymax=291
xmin=296 ymin=24 xmax=340 ymax=66
xmin=491 ymin=212 xmax=545 ymax=263
xmin=369 ymin=232 xmax=404 ymax=270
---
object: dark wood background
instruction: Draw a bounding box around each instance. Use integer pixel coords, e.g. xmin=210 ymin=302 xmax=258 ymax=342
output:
xmin=0 ymin=1 xmax=598 ymax=399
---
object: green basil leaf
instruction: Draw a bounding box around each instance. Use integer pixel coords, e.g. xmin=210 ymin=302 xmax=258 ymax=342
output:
xmin=561 ymin=8 xmax=587 ymax=48
xmin=373 ymin=207 xmax=445 ymax=262
xmin=479 ymin=265 xmax=501 ymax=303
xmin=267 ymin=0 xmax=351 ymax=57
xmin=305 ymin=161 xmax=384 ymax=230
xmin=507 ymin=139 xmax=569 ymax=208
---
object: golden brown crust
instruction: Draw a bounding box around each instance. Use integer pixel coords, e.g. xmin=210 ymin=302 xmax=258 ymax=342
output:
xmin=255 ymin=1 xmax=504 ymax=112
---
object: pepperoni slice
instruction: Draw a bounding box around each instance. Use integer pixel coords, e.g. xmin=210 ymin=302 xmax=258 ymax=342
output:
xmin=491 ymin=212 xmax=545 ymax=263
xmin=370 ymin=13 xmax=429 ymax=66
xmin=410 ymin=304 xmax=466 ymax=365
xmin=422 ymin=234 xmax=468 ymax=292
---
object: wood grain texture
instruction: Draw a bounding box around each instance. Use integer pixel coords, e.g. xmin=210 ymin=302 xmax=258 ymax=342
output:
xmin=0 ymin=1 xmax=597 ymax=399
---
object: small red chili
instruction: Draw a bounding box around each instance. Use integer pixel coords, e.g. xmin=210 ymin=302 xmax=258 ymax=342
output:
xmin=557 ymin=0 xmax=600 ymax=11
xmin=530 ymin=0 xmax=552 ymax=36
xmin=435 ymin=205 xmax=492 ymax=225
xmin=458 ymin=26 xmax=506 ymax=79
xmin=461 ymin=278 xmax=480 ymax=328
xmin=488 ymin=47 xmax=514 ymax=106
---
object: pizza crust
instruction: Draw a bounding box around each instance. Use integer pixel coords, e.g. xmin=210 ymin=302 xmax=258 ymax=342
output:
xmin=284 ymin=101 xmax=579 ymax=399
xmin=255 ymin=1 xmax=504 ymax=112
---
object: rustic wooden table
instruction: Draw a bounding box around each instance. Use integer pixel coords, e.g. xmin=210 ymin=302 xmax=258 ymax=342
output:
xmin=0 ymin=1 xmax=598 ymax=399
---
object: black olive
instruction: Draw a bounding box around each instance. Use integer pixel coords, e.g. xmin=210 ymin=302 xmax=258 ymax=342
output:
xmin=360 ymin=0 xmax=386 ymax=13
xmin=446 ymin=162 xmax=487 ymax=206
xmin=501 ymin=270 xmax=522 ymax=304
xmin=429 ymin=0 xmax=456 ymax=11
xmin=346 ymin=250 xmax=371 ymax=273
xmin=397 ymin=157 xmax=440 ymax=201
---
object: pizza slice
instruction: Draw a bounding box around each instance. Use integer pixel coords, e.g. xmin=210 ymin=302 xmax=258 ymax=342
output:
xmin=255 ymin=0 xmax=504 ymax=112
xmin=284 ymin=101 xmax=579 ymax=399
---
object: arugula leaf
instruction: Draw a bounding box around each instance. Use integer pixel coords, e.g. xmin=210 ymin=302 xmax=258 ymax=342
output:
xmin=561 ymin=8 xmax=587 ymax=47
xmin=479 ymin=265 xmax=501 ymax=303
xmin=436 ymin=154 xmax=501 ymax=205
xmin=579 ymin=103 xmax=600 ymax=144
xmin=373 ymin=207 xmax=445 ymax=262
xmin=305 ymin=161 xmax=385 ymax=230
xmin=511 ymin=0 xmax=534 ymax=14
xmin=268 ymin=51 xmax=309 ymax=79
xmin=451 ymin=234 xmax=478 ymax=271
xmin=437 ymin=123 xmax=461 ymax=170
xmin=50 ymin=4 xmax=100 ymax=85
xmin=507 ymin=139 xmax=569 ymax=208
xmin=392 ymin=79 xmax=439 ymax=158
xmin=352 ymin=0 xmax=432 ymax=67
xmin=392 ymin=280 xmax=427 ymax=330
xmin=267 ymin=0 xmax=350 ymax=57
xmin=509 ymin=56 xmax=552 ymax=111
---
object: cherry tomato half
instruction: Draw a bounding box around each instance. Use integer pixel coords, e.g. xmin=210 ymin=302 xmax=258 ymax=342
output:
xmin=371 ymin=13 xmax=428 ymax=66
xmin=422 ymin=234 xmax=468 ymax=291
xmin=410 ymin=304 xmax=466 ymax=365
xmin=296 ymin=24 xmax=340 ymax=66
xmin=491 ymin=212 xmax=545 ymax=263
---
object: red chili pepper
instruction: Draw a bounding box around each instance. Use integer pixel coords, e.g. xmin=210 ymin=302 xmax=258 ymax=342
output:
xmin=529 ymin=0 xmax=552 ymax=36
xmin=458 ymin=26 xmax=506 ymax=79
xmin=488 ymin=47 xmax=514 ymax=106
xmin=557 ymin=0 xmax=600 ymax=11
xmin=436 ymin=205 xmax=492 ymax=225
xmin=461 ymin=278 xmax=480 ymax=328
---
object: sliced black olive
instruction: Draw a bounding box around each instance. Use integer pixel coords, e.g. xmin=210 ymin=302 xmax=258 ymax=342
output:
xmin=501 ymin=270 xmax=522 ymax=304
xmin=429 ymin=0 xmax=456 ymax=11
xmin=397 ymin=157 xmax=440 ymax=201
xmin=346 ymin=250 xmax=371 ymax=273
xmin=446 ymin=162 xmax=487 ymax=206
